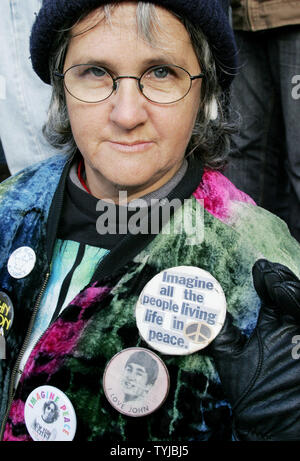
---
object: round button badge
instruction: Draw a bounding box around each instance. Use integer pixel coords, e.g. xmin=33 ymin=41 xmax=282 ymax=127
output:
xmin=24 ymin=386 xmax=77 ymax=441
xmin=7 ymin=246 xmax=36 ymax=279
xmin=103 ymin=347 xmax=170 ymax=417
xmin=135 ymin=266 xmax=227 ymax=355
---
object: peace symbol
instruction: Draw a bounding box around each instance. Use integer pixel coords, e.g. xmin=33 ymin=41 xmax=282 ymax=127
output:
xmin=184 ymin=322 xmax=212 ymax=344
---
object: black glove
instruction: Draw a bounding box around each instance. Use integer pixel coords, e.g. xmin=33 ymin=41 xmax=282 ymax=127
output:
xmin=208 ymin=259 xmax=300 ymax=441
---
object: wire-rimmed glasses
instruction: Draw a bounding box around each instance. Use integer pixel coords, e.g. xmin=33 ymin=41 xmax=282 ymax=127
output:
xmin=54 ymin=64 xmax=204 ymax=104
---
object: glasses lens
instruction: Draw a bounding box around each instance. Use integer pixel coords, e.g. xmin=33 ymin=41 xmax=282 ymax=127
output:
xmin=64 ymin=65 xmax=113 ymax=103
xmin=140 ymin=65 xmax=192 ymax=103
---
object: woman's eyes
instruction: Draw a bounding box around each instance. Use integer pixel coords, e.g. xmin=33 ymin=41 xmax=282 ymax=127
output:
xmin=77 ymin=65 xmax=177 ymax=80
xmin=85 ymin=67 xmax=107 ymax=78
xmin=148 ymin=66 xmax=175 ymax=79
xmin=76 ymin=66 xmax=108 ymax=79
xmin=152 ymin=67 xmax=170 ymax=78
xmin=144 ymin=66 xmax=180 ymax=82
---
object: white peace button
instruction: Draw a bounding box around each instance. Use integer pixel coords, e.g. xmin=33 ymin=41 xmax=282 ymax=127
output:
xmin=7 ymin=246 xmax=36 ymax=279
xmin=135 ymin=266 xmax=227 ymax=355
xmin=24 ymin=386 xmax=77 ymax=441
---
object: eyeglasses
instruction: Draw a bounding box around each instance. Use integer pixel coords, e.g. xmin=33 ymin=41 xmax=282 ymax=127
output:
xmin=54 ymin=64 xmax=204 ymax=104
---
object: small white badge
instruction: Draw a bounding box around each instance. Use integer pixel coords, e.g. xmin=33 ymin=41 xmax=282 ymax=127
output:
xmin=7 ymin=246 xmax=36 ymax=279
xmin=135 ymin=266 xmax=227 ymax=355
xmin=103 ymin=348 xmax=170 ymax=417
xmin=24 ymin=386 xmax=77 ymax=441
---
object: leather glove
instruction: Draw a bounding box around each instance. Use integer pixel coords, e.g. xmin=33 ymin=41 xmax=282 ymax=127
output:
xmin=207 ymin=259 xmax=300 ymax=441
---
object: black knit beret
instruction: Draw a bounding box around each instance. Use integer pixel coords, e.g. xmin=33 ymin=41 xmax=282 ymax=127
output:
xmin=30 ymin=0 xmax=237 ymax=89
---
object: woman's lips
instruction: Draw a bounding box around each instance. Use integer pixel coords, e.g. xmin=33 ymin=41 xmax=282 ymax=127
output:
xmin=107 ymin=141 xmax=154 ymax=153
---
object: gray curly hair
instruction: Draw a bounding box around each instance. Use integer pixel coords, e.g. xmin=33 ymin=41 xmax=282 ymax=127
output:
xmin=43 ymin=2 xmax=234 ymax=170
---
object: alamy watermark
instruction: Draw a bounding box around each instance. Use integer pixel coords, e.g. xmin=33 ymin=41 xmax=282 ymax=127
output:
xmin=95 ymin=192 xmax=204 ymax=245
xmin=291 ymin=335 xmax=300 ymax=359
xmin=291 ymin=75 xmax=300 ymax=100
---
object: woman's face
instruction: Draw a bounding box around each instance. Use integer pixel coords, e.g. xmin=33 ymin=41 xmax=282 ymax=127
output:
xmin=64 ymin=2 xmax=202 ymax=201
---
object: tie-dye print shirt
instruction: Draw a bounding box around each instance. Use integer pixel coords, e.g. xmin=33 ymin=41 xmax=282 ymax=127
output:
xmin=0 ymin=154 xmax=300 ymax=441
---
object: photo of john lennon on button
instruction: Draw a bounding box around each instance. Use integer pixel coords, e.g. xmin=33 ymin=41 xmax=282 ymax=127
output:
xmin=103 ymin=348 xmax=169 ymax=417
xmin=121 ymin=350 xmax=158 ymax=404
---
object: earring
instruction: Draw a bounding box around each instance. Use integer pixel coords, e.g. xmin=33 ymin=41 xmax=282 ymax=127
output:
xmin=207 ymin=97 xmax=218 ymax=121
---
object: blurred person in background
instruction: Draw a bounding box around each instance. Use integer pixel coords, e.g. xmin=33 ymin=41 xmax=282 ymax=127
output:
xmin=0 ymin=0 xmax=60 ymax=176
xmin=225 ymin=0 xmax=300 ymax=243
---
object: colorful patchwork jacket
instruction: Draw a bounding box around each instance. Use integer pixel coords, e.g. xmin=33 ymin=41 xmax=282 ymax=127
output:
xmin=0 ymin=153 xmax=300 ymax=441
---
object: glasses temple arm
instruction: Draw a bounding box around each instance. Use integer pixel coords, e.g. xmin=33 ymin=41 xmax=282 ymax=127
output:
xmin=190 ymin=73 xmax=205 ymax=81
xmin=54 ymin=70 xmax=64 ymax=79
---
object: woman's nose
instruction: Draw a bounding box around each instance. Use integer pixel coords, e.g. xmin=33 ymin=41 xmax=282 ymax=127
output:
xmin=109 ymin=78 xmax=148 ymax=130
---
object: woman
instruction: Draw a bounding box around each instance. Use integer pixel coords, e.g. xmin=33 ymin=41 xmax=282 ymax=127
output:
xmin=0 ymin=0 xmax=300 ymax=442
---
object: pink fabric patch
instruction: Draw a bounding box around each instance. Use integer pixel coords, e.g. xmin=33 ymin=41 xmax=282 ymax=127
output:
xmin=72 ymin=284 xmax=111 ymax=317
xmin=38 ymin=319 xmax=84 ymax=355
xmin=3 ymin=423 xmax=31 ymax=442
xmin=21 ymin=284 xmax=111 ymax=380
xmin=21 ymin=320 xmax=84 ymax=379
xmin=7 ymin=399 xmax=26 ymax=425
xmin=193 ymin=169 xmax=256 ymax=221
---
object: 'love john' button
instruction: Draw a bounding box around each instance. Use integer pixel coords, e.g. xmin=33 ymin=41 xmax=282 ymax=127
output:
xmin=103 ymin=347 xmax=170 ymax=417
xmin=135 ymin=266 xmax=227 ymax=355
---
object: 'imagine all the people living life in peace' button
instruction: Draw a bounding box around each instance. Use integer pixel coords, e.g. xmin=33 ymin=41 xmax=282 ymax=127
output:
xmin=135 ymin=266 xmax=227 ymax=355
